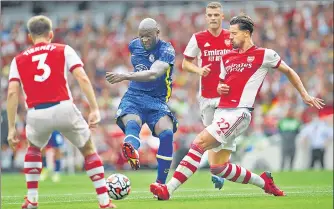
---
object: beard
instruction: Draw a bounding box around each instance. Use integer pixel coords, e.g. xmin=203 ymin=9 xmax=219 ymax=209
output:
xmin=232 ymin=41 xmax=238 ymax=49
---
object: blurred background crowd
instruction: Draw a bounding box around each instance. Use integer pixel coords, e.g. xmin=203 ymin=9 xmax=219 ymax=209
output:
xmin=1 ymin=1 xmax=333 ymax=174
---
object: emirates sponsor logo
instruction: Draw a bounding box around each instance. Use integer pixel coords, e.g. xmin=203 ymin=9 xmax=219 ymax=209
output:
xmin=204 ymin=49 xmax=231 ymax=62
xmin=225 ymin=63 xmax=253 ymax=73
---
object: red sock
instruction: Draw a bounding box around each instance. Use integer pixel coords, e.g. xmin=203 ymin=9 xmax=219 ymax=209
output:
xmin=24 ymin=146 xmax=42 ymax=203
xmin=167 ymin=143 xmax=204 ymax=194
xmin=210 ymin=163 xmax=265 ymax=188
xmin=84 ymin=153 xmax=109 ymax=206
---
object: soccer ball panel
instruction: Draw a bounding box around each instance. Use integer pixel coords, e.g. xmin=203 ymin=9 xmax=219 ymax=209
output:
xmin=106 ymin=173 xmax=131 ymax=200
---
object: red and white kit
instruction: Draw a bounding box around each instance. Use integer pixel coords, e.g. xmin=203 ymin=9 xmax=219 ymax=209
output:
xmin=9 ymin=42 xmax=90 ymax=148
xmin=183 ymin=30 xmax=232 ymax=126
xmin=206 ymin=46 xmax=281 ymax=152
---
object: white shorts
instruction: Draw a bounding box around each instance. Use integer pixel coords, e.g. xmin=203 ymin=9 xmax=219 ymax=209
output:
xmin=199 ymin=96 xmax=220 ymax=126
xmin=25 ymin=100 xmax=90 ymax=148
xmin=206 ymin=108 xmax=252 ymax=152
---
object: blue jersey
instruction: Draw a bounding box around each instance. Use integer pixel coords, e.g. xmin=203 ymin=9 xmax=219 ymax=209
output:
xmin=128 ymin=38 xmax=175 ymax=102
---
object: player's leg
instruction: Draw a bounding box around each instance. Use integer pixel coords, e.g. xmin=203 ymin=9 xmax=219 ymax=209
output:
xmin=40 ymin=147 xmax=49 ymax=181
xmin=207 ymin=109 xmax=285 ymax=196
xmin=120 ymin=114 xmax=142 ymax=170
xmin=56 ymin=101 xmax=116 ymax=208
xmin=23 ymin=113 xmax=53 ymax=209
xmin=150 ymin=129 xmax=220 ymax=200
xmin=116 ymin=93 xmax=144 ymax=170
xmin=153 ymin=115 xmax=174 ymax=184
xmin=199 ymin=97 xmax=226 ymax=189
xmin=50 ymin=131 xmax=64 ymax=182
xmin=77 ymin=138 xmax=116 ymax=208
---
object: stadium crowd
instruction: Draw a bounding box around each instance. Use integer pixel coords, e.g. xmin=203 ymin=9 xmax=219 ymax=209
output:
xmin=1 ymin=1 xmax=333 ymax=171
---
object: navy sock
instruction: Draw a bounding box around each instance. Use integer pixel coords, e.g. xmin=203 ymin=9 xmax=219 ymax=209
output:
xmin=42 ymin=156 xmax=47 ymax=168
xmin=123 ymin=120 xmax=141 ymax=150
xmin=156 ymin=129 xmax=174 ymax=184
xmin=55 ymin=159 xmax=61 ymax=172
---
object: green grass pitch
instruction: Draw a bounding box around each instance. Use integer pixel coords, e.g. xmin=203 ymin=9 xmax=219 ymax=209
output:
xmin=2 ymin=170 xmax=333 ymax=209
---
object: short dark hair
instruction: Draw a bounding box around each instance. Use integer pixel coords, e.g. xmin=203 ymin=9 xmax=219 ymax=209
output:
xmin=27 ymin=15 xmax=52 ymax=37
xmin=230 ymin=15 xmax=254 ymax=35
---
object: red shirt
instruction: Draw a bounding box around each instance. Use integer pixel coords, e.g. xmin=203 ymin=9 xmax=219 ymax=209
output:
xmin=219 ymin=46 xmax=281 ymax=108
xmin=9 ymin=42 xmax=83 ymax=108
xmin=183 ymin=29 xmax=232 ymax=98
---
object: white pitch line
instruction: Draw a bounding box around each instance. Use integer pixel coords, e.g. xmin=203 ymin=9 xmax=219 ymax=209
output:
xmin=2 ymin=185 xmax=332 ymax=198
xmin=2 ymin=190 xmax=333 ymax=205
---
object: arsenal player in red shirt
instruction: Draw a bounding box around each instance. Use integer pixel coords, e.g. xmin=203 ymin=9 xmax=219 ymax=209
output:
xmin=7 ymin=15 xmax=116 ymax=209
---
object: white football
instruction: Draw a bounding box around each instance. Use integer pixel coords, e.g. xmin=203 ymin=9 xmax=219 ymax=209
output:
xmin=106 ymin=173 xmax=131 ymax=200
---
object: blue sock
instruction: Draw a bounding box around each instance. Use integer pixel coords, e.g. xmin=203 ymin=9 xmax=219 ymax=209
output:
xmin=156 ymin=129 xmax=174 ymax=184
xmin=55 ymin=159 xmax=61 ymax=172
xmin=123 ymin=120 xmax=141 ymax=150
xmin=42 ymin=156 xmax=47 ymax=168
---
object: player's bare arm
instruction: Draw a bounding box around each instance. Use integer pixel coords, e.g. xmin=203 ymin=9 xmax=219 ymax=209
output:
xmin=72 ymin=67 xmax=101 ymax=129
xmin=106 ymin=60 xmax=170 ymax=83
xmin=276 ymin=61 xmax=325 ymax=109
xmin=6 ymin=81 xmax=21 ymax=151
xmin=182 ymin=57 xmax=211 ymax=77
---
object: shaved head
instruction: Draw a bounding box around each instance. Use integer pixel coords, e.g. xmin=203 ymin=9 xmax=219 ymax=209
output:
xmin=138 ymin=18 xmax=160 ymax=50
xmin=138 ymin=18 xmax=158 ymax=31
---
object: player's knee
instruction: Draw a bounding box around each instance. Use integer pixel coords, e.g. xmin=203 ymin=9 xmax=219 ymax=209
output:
xmin=194 ymin=130 xmax=219 ymax=151
xmin=122 ymin=115 xmax=142 ymax=127
xmin=79 ymin=139 xmax=96 ymax=157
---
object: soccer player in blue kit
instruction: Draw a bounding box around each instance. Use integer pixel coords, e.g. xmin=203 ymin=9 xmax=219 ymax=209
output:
xmin=106 ymin=18 xmax=178 ymax=185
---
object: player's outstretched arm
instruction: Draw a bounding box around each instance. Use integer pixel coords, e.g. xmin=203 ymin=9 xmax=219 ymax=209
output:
xmin=276 ymin=61 xmax=325 ymax=109
xmin=72 ymin=67 xmax=101 ymax=128
xmin=6 ymin=81 xmax=20 ymax=151
xmin=106 ymin=60 xmax=170 ymax=83
xmin=182 ymin=58 xmax=211 ymax=77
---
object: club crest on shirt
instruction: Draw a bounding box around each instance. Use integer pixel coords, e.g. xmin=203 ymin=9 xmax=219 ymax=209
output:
xmin=247 ymin=56 xmax=255 ymax=63
xmin=224 ymin=39 xmax=231 ymax=46
xmin=149 ymin=54 xmax=155 ymax=62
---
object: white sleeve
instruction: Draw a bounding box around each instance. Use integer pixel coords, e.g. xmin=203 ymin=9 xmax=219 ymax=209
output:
xmin=64 ymin=45 xmax=84 ymax=72
xmin=8 ymin=58 xmax=21 ymax=82
xmin=219 ymin=59 xmax=227 ymax=80
xmin=183 ymin=34 xmax=200 ymax=59
xmin=264 ymin=49 xmax=281 ymax=69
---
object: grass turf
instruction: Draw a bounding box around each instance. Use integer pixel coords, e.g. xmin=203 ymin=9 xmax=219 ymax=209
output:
xmin=2 ymin=170 xmax=333 ymax=209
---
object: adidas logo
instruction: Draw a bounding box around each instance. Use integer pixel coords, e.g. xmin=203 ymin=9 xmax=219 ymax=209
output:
xmin=28 ymin=168 xmax=40 ymax=174
xmin=92 ymin=174 xmax=102 ymax=181
xmin=204 ymin=42 xmax=210 ymax=47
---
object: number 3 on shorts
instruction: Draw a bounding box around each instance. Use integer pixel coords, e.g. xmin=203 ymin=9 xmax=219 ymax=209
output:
xmin=32 ymin=53 xmax=51 ymax=82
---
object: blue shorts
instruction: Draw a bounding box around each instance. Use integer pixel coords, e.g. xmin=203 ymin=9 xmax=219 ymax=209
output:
xmin=116 ymin=90 xmax=178 ymax=137
xmin=47 ymin=131 xmax=64 ymax=148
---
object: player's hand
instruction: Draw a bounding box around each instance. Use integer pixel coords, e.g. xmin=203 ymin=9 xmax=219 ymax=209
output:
xmin=198 ymin=64 xmax=211 ymax=77
xmin=7 ymin=128 xmax=20 ymax=151
xmin=302 ymin=94 xmax=325 ymax=109
xmin=217 ymin=84 xmax=230 ymax=95
xmin=88 ymin=110 xmax=101 ymax=130
xmin=106 ymin=72 xmax=128 ymax=84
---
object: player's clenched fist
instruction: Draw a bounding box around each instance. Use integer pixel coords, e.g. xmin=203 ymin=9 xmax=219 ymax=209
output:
xmin=217 ymin=83 xmax=230 ymax=95
xmin=106 ymin=72 xmax=128 ymax=84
